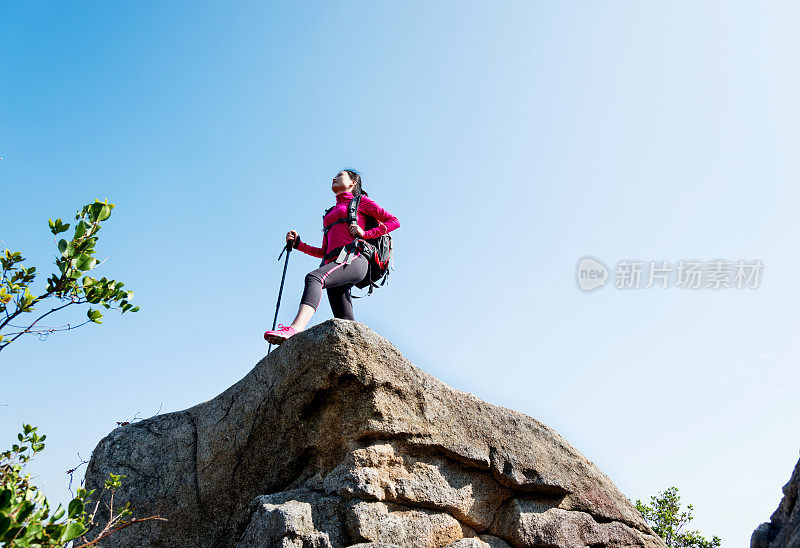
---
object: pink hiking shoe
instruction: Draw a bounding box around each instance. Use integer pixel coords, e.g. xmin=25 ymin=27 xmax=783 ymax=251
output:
xmin=263 ymin=324 xmax=298 ymax=345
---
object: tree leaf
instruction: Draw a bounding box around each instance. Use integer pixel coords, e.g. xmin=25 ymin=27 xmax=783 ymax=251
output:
xmin=74 ymin=254 xmax=96 ymax=271
xmin=60 ymin=520 xmax=86 ymax=542
xmin=64 ymin=242 xmax=76 ymax=259
xmin=74 ymin=220 xmax=87 ymax=239
xmin=2 ymin=525 xmax=23 ymax=541
xmin=0 ymin=488 xmax=12 ymax=509
xmin=89 ymin=202 xmax=104 ymax=222
xmin=67 ymin=498 xmax=83 ymax=519
xmin=16 ymin=499 xmax=35 ymax=522
xmin=98 ymin=204 xmax=111 ymax=221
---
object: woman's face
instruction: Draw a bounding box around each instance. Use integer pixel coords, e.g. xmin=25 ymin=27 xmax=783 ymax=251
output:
xmin=331 ymin=171 xmax=355 ymax=194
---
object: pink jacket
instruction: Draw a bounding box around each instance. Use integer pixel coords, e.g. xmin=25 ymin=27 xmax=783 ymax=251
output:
xmin=297 ymin=191 xmax=400 ymax=264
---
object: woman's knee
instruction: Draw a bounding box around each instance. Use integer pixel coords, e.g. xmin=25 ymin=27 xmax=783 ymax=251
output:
xmin=305 ymin=270 xmax=323 ymax=287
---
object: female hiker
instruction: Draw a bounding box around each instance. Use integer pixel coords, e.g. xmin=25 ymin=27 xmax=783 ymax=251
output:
xmin=264 ymin=169 xmax=400 ymax=345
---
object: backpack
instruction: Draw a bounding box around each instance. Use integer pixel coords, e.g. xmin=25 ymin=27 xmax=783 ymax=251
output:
xmin=320 ymin=193 xmax=393 ymax=296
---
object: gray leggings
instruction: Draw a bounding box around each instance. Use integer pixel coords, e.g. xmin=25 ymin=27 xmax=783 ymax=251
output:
xmin=300 ymin=253 xmax=369 ymax=320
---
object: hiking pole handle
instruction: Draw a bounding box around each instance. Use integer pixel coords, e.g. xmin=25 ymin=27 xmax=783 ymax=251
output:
xmin=277 ymin=240 xmax=293 ymax=261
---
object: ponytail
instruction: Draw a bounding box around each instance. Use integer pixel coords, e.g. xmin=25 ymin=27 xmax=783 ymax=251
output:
xmin=344 ymin=168 xmax=368 ymax=197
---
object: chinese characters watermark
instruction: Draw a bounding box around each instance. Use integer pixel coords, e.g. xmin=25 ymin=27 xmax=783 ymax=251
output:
xmin=577 ymin=257 xmax=763 ymax=292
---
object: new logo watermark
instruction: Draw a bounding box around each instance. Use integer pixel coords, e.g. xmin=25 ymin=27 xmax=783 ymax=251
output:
xmin=577 ymin=257 xmax=609 ymax=291
xmin=576 ymin=257 xmax=763 ymax=292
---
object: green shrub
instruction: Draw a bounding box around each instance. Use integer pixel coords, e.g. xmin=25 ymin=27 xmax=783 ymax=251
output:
xmin=635 ymin=486 xmax=721 ymax=548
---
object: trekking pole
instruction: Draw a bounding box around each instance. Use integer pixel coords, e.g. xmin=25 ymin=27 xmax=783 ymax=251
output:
xmin=268 ymin=241 xmax=292 ymax=355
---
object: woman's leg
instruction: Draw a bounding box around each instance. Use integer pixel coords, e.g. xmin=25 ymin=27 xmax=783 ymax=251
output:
xmin=289 ymin=255 xmax=367 ymax=330
xmin=327 ymin=286 xmax=355 ymax=320
xmin=288 ymin=304 xmax=316 ymax=331
xmin=287 ymin=261 xmax=341 ymax=331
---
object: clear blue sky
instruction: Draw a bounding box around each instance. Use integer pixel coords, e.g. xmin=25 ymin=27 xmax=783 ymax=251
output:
xmin=2 ymin=2 xmax=798 ymax=545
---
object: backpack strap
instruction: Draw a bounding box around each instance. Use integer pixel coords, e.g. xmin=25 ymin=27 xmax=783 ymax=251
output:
xmin=321 ymin=195 xmax=362 ymax=237
xmin=346 ymin=194 xmax=362 ymax=225
xmin=319 ymin=195 xmax=363 ymax=266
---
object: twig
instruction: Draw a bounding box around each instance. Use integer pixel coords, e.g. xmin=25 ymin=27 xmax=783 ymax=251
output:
xmin=66 ymin=453 xmax=90 ymax=496
xmin=74 ymin=515 xmax=167 ymax=548
xmin=149 ymin=402 xmax=164 ymax=418
xmin=3 ymin=320 xmax=92 ymax=338
xmin=2 ymin=300 xmax=75 ymax=344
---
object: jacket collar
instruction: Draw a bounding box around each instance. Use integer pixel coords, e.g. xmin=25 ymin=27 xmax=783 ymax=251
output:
xmin=335 ymin=191 xmax=354 ymax=204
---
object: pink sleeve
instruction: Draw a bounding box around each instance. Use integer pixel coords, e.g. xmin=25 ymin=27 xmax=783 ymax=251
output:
xmin=359 ymin=196 xmax=400 ymax=240
xmin=297 ymin=238 xmax=324 ymax=259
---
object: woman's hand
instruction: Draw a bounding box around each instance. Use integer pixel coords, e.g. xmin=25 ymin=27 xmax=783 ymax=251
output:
xmin=349 ymin=224 xmax=365 ymax=238
xmin=286 ymin=230 xmax=299 ymax=246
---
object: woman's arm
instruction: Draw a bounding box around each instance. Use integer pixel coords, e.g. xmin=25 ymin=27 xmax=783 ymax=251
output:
xmin=359 ymin=196 xmax=400 ymax=239
xmin=291 ymin=233 xmax=325 ymax=258
xmin=297 ymin=240 xmax=324 ymax=258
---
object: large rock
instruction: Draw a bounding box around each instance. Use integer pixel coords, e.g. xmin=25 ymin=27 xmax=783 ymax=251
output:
xmin=752 ymin=455 xmax=800 ymax=547
xmin=83 ymin=319 xmax=665 ymax=547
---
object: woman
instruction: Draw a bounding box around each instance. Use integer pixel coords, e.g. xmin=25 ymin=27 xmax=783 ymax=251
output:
xmin=264 ymin=169 xmax=400 ymax=345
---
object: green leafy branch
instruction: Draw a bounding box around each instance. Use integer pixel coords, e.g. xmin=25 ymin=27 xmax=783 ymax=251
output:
xmin=0 ymin=424 xmax=165 ymax=547
xmin=0 ymin=200 xmax=139 ymax=353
